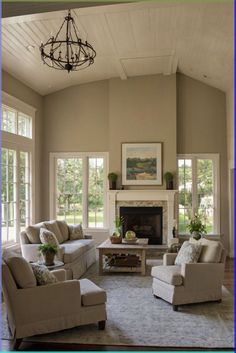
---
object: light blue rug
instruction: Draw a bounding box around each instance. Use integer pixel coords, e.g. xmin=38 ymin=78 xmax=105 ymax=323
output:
xmin=2 ymin=261 xmax=234 ymax=348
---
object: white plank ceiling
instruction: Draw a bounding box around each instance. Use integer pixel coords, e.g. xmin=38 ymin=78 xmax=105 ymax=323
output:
xmin=2 ymin=1 xmax=234 ymax=96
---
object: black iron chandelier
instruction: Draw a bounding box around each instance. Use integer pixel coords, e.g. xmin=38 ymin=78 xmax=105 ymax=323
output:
xmin=40 ymin=10 xmax=96 ymax=73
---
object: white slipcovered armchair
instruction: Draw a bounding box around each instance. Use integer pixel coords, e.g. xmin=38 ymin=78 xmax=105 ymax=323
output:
xmin=2 ymin=252 xmax=107 ymax=350
xmin=151 ymin=239 xmax=226 ymax=311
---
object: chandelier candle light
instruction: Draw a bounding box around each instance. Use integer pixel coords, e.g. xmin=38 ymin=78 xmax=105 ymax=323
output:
xmin=40 ymin=10 xmax=96 ymax=73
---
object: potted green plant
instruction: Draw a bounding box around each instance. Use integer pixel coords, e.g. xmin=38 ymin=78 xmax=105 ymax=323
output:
xmin=110 ymin=216 xmax=124 ymax=244
xmin=164 ymin=172 xmax=174 ymax=190
xmin=187 ymin=213 xmax=207 ymax=240
xmin=38 ymin=243 xmax=58 ymax=266
xmin=108 ymin=172 xmax=118 ymax=190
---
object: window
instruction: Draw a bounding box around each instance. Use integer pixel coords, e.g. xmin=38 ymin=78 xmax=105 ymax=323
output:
xmin=1 ymin=92 xmax=35 ymax=245
xmin=50 ymin=153 xmax=108 ymax=229
xmin=2 ymin=105 xmax=32 ymax=138
xmin=178 ymin=154 xmax=220 ymax=234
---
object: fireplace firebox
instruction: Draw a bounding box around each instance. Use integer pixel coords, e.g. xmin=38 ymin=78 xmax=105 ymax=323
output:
xmin=120 ymin=206 xmax=163 ymax=245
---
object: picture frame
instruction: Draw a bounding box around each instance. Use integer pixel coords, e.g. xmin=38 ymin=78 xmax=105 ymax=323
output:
xmin=122 ymin=143 xmax=162 ymax=185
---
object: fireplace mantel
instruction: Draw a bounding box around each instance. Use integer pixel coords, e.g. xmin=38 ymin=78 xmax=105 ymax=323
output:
xmin=108 ymin=189 xmax=178 ymax=244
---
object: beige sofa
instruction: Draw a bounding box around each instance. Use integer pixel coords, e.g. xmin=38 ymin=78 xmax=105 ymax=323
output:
xmin=151 ymin=239 xmax=226 ymax=311
xmin=20 ymin=220 xmax=96 ymax=279
xmin=2 ymin=253 xmax=107 ymax=350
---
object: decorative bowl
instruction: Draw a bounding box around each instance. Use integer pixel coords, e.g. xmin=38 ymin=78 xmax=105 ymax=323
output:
xmin=123 ymin=238 xmax=138 ymax=244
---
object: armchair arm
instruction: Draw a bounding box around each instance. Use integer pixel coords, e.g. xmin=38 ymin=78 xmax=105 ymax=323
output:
xmin=163 ymin=253 xmax=177 ymax=266
xmin=12 ymin=280 xmax=81 ymax=325
xmin=181 ymin=262 xmax=225 ymax=290
xmin=84 ymin=234 xmax=93 ymax=239
xmin=51 ymin=269 xmax=66 ymax=282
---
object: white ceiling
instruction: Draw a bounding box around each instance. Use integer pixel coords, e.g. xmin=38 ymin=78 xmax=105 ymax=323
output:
xmin=2 ymin=1 xmax=234 ymax=96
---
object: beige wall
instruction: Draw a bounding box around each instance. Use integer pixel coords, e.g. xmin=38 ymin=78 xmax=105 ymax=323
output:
xmin=42 ymin=74 xmax=177 ymax=218
xmin=177 ymin=74 xmax=228 ymax=250
xmin=226 ymin=87 xmax=234 ymax=257
xmin=2 ymin=70 xmax=43 ymax=222
xmin=109 ymin=75 xmax=177 ymax=188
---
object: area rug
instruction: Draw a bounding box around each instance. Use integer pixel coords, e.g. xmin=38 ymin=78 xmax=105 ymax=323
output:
xmin=1 ymin=261 xmax=234 ymax=348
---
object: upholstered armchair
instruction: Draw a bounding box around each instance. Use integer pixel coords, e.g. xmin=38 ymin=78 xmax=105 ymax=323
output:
xmin=2 ymin=252 xmax=107 ymax=350
xmin=151 ymin=239 xmax=226 ymax=311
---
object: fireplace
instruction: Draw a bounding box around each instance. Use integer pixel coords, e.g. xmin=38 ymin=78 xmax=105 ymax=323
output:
xmin=120 ymin=206 xmax=163 ymax=245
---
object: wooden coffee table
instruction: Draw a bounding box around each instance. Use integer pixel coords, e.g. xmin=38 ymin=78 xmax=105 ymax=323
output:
xmin=97 ymin=239 xmax=148 ymax=276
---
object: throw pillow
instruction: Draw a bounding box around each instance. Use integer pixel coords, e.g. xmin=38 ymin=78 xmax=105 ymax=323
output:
xmin=39 ymin=228 xmax=60 ymax=247
xmin=69 ymin=223 xmax=84 ymax=240
xmin=43 ymin=221 xmax=64 ymax=244
xmin=31 ymin=264 xmax=58 ymax=286
xmin=3 ymin=251 xmax=37 ymax=288
xmin=174 ymin=241 xmax=202 ymax=265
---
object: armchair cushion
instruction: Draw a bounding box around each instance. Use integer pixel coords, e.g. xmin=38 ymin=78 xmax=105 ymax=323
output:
xmin=3 ymin=251 xmax=36 ymax=288
xmin=174 ymin=241 xmax=202 ymax=265
xmin=80 ymin=279 xmax=107 ymax=306
xmin=151 ymin=265 xmax=183 ymax=286
xmin=39 ymin=228 xmax=60 ymax=247
xmin=199 ymin=238 xmax=223 ymax=263
xmin=31 ymin=264 xmax=58 ymax=286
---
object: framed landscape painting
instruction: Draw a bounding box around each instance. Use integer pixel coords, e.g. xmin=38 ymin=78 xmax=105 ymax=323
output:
xmin=122 ymin=143 xmax=162 ymax=185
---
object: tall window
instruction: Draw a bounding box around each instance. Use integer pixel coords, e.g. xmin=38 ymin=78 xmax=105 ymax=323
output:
xmin=50 ymin=153 xmax=108 ymax=229
xmin=178 ymin=154 xmax=220 ymax=234
xmin=1 ymin=93 xmax=35 ymax=245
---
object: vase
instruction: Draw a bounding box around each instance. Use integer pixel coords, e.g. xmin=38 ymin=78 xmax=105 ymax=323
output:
xmin=110 ymin=235 xmax=122 ymax=244
xmin=43 ymin=252 xmax=55 ymax=266
xmin=192 ymin=231 xmax=201 ymax=241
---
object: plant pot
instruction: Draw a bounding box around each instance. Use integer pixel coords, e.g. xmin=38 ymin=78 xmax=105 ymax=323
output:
xmin=43 ymin=252 xmax=55 ymax=266
xmin=110 ymin=181 xmax=117 ymax=190
xmin=110 ymin=235 xmax=122 ymax=244
xmin=192 ymin=231 xmax=201 ymax=241
xmin=166 ymin=180 xmax=173 ymax=190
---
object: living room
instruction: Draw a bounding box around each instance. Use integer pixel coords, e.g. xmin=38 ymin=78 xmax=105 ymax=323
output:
xmin=1 ymin=0 xmax=234 ymax=351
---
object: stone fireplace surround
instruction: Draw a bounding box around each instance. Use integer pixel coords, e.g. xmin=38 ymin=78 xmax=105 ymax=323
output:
xmin=108 ymin=190 xmax=178 ymax=245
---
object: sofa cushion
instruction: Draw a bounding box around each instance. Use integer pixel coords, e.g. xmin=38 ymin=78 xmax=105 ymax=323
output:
xmin=31 ymin=264 xmax=58 ymax=286
xmin=175 ymin=241 xmax=202 ymax=265
xmin=69 ymin=223 xmax=84 ymax=240
xmin=62 ymin=243 xmax=86 ymax=264
xmin=39 ymin=228 xmax=60 ymax=247
xmin=80 ymin=279 xmax=107 ymax=306
xmin=151 ymin=265 xmax=183 ymax=286
xmin=64 ymin=239 xmax=95 ymax=251
xmin=199 ymin=238 xmax=223 ymax=263
xmin=3 ymin=251 xmax=37 ymax=288
xmin=25 ymin=222 xmax=45 ymax=244
xmin=43 ymin=221 xmax=64 ymax=244
xmin=56 ymin=220 xmax=69 ymax=242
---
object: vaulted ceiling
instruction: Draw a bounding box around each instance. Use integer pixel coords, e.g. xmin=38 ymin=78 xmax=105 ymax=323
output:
xmin=2 ymin=1 xmax=234 ymax=96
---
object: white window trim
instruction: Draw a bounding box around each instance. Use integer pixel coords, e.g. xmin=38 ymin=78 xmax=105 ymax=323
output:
xmin=1 ymin=92 xmax=36 ymax=245
xmin=49 ymin=152 xmax=109 ymax=230
xmin=177 ymin=153 xmax=220 ymax=235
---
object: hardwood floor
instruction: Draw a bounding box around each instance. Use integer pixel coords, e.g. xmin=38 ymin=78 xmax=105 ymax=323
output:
xmin=2 ymin=258 xmax=234 ymax=352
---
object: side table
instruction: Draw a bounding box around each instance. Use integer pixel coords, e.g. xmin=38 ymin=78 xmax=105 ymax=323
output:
xmin=31 ymin=260 xmax=64 ymax=271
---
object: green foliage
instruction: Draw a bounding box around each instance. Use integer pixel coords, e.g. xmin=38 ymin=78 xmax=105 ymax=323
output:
xmin=38 ymin=243 xmax=58 ymax=255
xmin=164 ymin=172 xmax=174 ymax=182
xmin=114 ymin=216 xmax=124 ymax=228
xmin=108 ymin=172 xmax=118 ymax=182
xmin=187 ymin=214 xmax=207 ymax=234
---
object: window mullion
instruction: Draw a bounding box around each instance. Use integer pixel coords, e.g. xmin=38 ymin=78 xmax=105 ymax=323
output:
xmin=192 ymin=157 xmax=198 ymax=216
xmin=16 ymin=149 xmax=21 ymax=241
xmin=82 ymin=157 xmax=88 ymax=228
